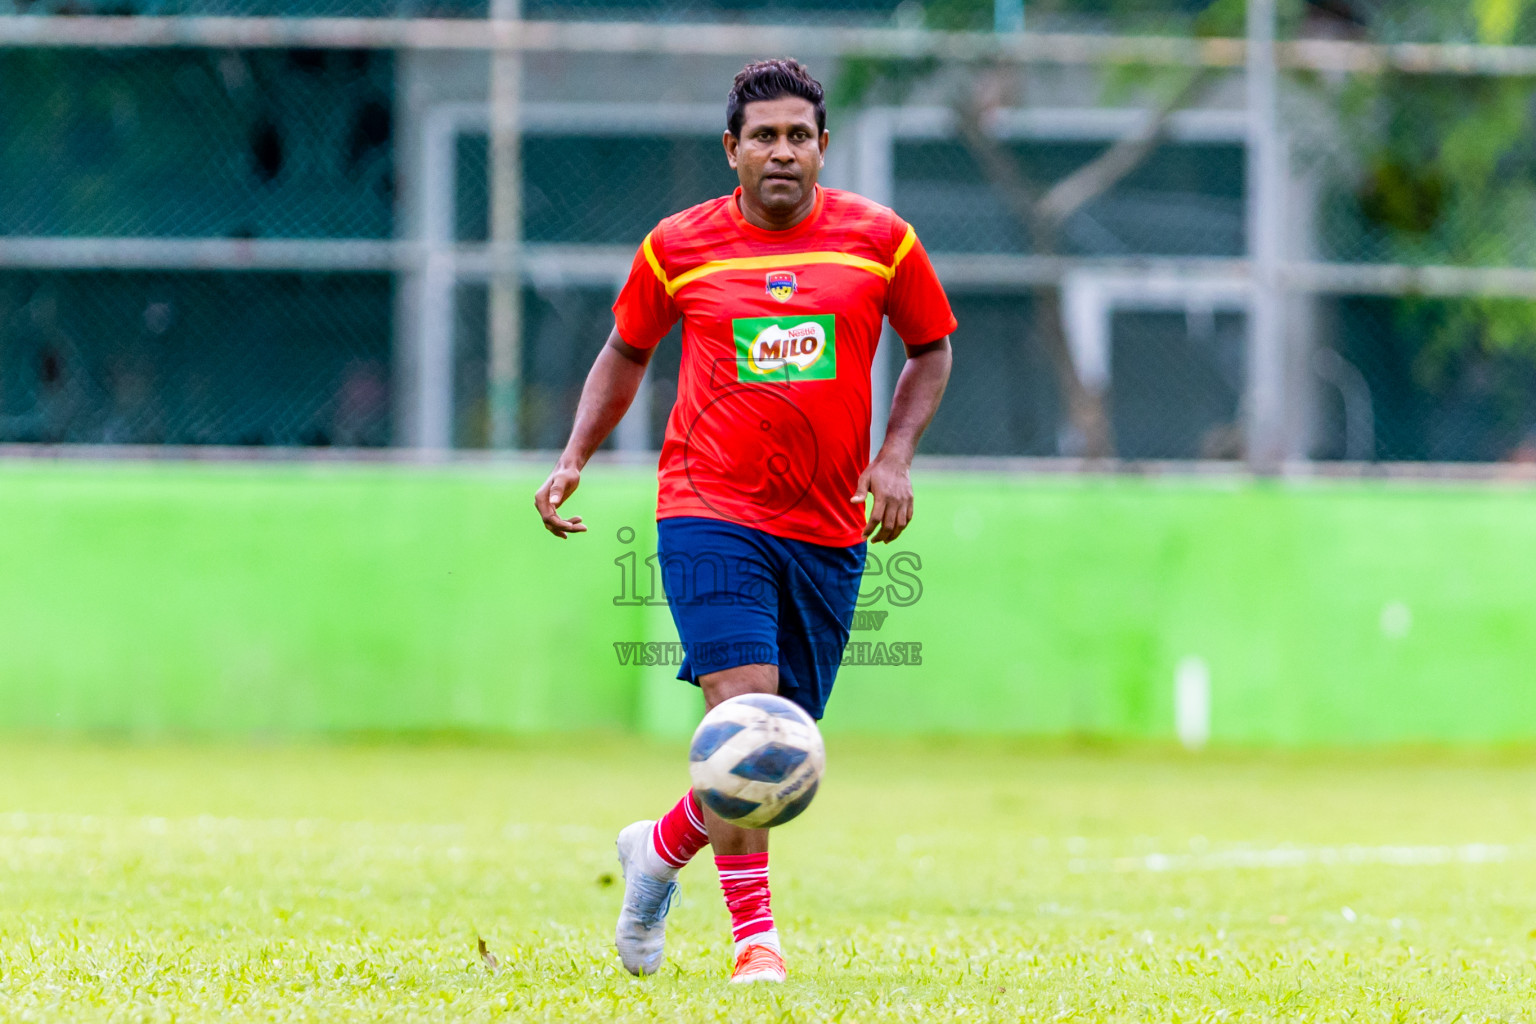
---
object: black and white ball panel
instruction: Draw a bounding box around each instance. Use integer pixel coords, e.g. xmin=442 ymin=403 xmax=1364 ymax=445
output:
xmin=688 ymin=693 xmax=826 ymax=829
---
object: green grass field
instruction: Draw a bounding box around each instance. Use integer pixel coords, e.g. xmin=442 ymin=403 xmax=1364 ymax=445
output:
xmin=4 ymin=739 xmax=1536 ymax=1022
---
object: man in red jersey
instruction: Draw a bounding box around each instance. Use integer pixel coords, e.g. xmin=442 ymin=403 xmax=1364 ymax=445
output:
xmin=534 ymin=59 xmax=954 ymax=984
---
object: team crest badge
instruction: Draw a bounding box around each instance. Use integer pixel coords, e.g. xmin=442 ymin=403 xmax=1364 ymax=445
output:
xmin=765 ymin=271 xmax=797 ymax=303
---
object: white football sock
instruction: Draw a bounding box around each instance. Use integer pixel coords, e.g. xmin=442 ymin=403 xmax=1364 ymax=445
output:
xmin=637 ymin=828 xmax=682 ymax=880
xmin=735 ymin=929 xmax=781 ymax=957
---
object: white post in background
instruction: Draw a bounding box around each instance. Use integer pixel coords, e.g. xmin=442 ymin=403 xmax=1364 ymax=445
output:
xmin=852 ymin=108 xmax=896 ymax=456
xmin=489 ymin=0 xmax=523 ymax=449
xmin=1175 ymin=656 xmax=1211 ymax=751
xmin=1245 ymin=0 xmax=1287 ymax=470
xmin=413 ymin=108 xmax=461 ymax=453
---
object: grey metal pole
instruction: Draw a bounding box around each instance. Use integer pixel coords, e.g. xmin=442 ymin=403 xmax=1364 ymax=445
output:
xmin=1245 ymin=0 xmax=1287 ymax=469
xmin=489 ymin=0 xmax=523 ymax=449
xmin=853 ymin=109 xmax=896 ymax=457
xmin=612 ymin=277 xmax=652 ymax=453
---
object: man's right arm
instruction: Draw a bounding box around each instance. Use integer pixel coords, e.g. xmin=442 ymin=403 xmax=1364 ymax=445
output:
xmin=533 ymin=327 xmax=654 ymax=539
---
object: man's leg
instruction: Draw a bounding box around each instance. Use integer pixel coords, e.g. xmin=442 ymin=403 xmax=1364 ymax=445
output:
xmin=613 ymin=712 xmax=718 ymax=974
xmin=698 ymin=662 xmax=776 ymax=857
xmin=612 ymin=664 xmax=776 ymax=976
xmin=614 ymin=806 xmax=696 ymax=975
xmin=699 ymin=663 xmax=787 ymax=983
xmin=616 ymin=517 xmax=786 ymax=977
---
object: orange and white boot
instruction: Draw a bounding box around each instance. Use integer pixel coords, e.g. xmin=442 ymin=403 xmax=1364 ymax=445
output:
xmin=729 ymin=941 xmax=786 ymax=984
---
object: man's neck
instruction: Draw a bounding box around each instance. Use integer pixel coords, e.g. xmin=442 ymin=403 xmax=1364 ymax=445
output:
xmin=737 ymin=187 xmax=818 ymax=231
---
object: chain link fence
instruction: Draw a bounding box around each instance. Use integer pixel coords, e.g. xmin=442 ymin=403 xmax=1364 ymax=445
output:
xmin=6 ymin=3 xmax=1536 ymax=463
xmin=4 ymin=1 xmax=1534 ymax=34
xmin=0 ymin=50 xmax=393 ymax=239
xmin=0 ymin=0 xmax=1218 ymax=26
xmin=894 ymin=137 xmax=1246 ymax=257
xmin=0 ymin=270 xmax=390 ymax=445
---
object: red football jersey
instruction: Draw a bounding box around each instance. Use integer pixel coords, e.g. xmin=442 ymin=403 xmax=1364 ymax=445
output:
xmin=613 ymin=186 xmax=957 ymax=547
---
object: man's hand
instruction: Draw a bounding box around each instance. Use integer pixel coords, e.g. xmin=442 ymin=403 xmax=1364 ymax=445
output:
xmin=533 ymin=327 xmax=654 ymax=540
xmin=534 ymin=464 xmax=587 ymax=539
xmin=854 ymin=335 xmax=950 ymax=546
xmin=851 ymin=455 xmax=914 ymax=544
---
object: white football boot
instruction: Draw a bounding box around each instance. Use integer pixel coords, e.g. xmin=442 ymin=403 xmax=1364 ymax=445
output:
xmin=614 ymin=820 xmax=679 ymax=976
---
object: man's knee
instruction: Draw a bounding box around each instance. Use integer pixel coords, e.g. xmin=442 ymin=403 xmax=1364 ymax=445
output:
xmin=699 ymin=663 xmax=778 ymax=709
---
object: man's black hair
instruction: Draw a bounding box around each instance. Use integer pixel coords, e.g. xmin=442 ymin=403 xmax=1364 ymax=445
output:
xmin=726 ymin=59 xmax=826 ymax=138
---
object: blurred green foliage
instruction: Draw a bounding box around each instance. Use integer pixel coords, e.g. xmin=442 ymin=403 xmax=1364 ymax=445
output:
xmin=831 ymin=0 xmax=1254 ymax=111
xmin=1334 ymin=0 xmax=1536 ymax=391
xmin=835 ymin=0 xmax=1536 ymax=428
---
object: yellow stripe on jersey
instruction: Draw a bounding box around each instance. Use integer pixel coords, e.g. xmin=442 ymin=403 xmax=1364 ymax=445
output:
xmin=892 ymin=225 xmax=918 ymax=267
xmin=666 ymin=250 xmax=898 ymax=296
xmin=641 ymin=233 xmax=672 ymax=291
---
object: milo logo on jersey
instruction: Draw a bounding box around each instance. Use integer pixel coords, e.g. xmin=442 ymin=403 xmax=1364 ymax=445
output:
xmin=732 ymin=314 xmax=837 ymax=383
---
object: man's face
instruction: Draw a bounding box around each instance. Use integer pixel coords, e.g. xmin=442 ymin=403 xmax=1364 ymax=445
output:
xmin=725 ymin=97 xmax=828 ymax=215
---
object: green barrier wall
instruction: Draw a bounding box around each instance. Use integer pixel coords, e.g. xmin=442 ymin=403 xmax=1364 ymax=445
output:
xmin=2 ymin=460 xmax=1534 ymax=744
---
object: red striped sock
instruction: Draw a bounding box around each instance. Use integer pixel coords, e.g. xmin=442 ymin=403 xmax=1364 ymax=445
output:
xmin=716 ymin=852 xmax=775 ymax=944
xmin=649 ymin=790 xmax=710 ymax=870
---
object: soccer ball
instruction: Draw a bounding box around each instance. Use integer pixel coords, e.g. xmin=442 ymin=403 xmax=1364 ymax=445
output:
xmin=688 ymin=693 xmax=825 ymax=829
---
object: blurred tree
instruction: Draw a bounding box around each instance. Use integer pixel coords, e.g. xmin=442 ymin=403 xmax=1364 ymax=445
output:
xmin=835 ymin=0 xmax=1272 ymax=456
xmin=836 ymin=0 xmax=1536 ymax=458
xmin=1331 ymin=0 xmax=1536 ymax=432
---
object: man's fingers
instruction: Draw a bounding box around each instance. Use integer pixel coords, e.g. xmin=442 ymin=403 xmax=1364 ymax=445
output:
xmin=870 ymin=495 xmax=913 ymax=544
xmin=536 ymin=476 xmax=585 ymax=538
xmin=535 ymin=469 xmax=582 ymax=538
xmin=542 ymin=513 xmax=588 ymax=538
xmin=850 ymin=471 xmax=870 ymax=505
xmin=864 ymin=493 xmax=887 ymax=538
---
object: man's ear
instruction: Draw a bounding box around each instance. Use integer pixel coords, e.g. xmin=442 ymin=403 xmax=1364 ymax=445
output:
xmin=723 ymin=130 xmax=739 ymax=169
xmin=818 ymin=130 xmax=830 ymax=167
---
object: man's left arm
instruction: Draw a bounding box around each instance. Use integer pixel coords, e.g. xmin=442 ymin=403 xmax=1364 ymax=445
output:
xmin=852 ymin=336 xmax=952 ymax=544
xmin=854 ymin=220 xmax=957 ymax=544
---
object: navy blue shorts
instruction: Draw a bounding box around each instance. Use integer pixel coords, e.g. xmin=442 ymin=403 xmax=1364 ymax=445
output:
xmin=656 ymin=516 xmax=867 ymax=720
